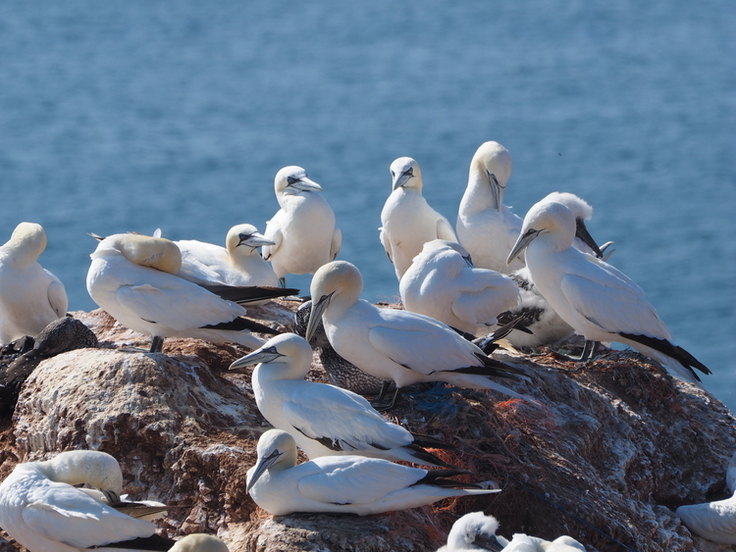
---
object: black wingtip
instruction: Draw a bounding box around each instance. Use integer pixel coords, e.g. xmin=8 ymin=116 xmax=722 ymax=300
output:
xmin=199 ymin=283 xmax=300 ymax=304
xmin=619 ymin=332 xmax=711 ymax=381
xmin=405 ymin=444 xmax=468 ymax=471
xmin=93 ymin=533 xmax=176 ymax=550
xmin=413 ymin=469 xmax=481 ymax=489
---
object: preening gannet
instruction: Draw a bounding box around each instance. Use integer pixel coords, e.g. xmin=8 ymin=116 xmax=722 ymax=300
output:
xmin=86 ymin=233 xmax=281 ymax=353
xmin=246 ymin=429 xmax=499 ymax=516
xmin=230 ymin=333 xmax=458 ymax=468
xmin=262 ymin=166 xmax=342 ymax=287
xmin=305 ymin=261 xmax=532 ymax=410
xmin=456 ymin=142 xmax=524 ymax=274
xmin=169 ymin=534 xmax=230 ymax=552
xmin=0 ymin=450 xmax=175 ymax=552
xmin=0 ymin=222 xmax=68 ymax=344
xmin=400 ymin=239 xmax=520 ymax=336
xmin=379 ymin=157 xmax=458 ymax=281
xmin=506 ymin=200 xmax=710 ymax=384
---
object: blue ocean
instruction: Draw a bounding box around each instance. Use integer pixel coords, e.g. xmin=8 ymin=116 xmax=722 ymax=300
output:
xmin=1 ymin=2 xmax=734 ymax=410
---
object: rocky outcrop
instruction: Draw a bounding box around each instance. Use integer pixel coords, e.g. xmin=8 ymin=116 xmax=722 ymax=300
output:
xmin=0 ymin=299 xmax=734 ymax=552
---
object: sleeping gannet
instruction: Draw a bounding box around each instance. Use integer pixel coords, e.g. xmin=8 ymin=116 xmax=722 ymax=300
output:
xmin=86 ymin=233 xmax=282 ymax=353
xmin=0 ymin=222 xmax=68 ymax=345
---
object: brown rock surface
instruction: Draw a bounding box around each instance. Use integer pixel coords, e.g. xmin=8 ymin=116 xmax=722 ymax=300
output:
xmin=0 ymin=299 xmax=734 ymax=551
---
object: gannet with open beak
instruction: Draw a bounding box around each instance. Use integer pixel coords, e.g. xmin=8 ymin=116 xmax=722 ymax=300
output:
xmin=506 ymin=200 xmax=710 ymax=384
xmin=263 ymin=166 xmax=342 ymax=287
xmin=0 ymin=222 xmax=68 ymax=344
xmin=379 ymin=157 xmax=458 ymax=281
xmin=400 ymin=239 xmax=520 ymax=336
xmin=0 ymin=450 xmax=175 ymax=552
xmin=305 ymin=261 xmax=532 ymax=410
xmin=86 ymin=233 xmax=282 ymax=353
xmin=230 ymin=333 xmax=458 ymax=468
xmin=456 ymin=141 xmax=524 ymax=274
xmin=246 ymin=429 xmax=500 ymax=516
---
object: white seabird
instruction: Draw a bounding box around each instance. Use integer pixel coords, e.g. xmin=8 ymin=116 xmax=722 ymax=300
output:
xmin=176 ymin=223 xmax=279 ymax=289
xmin=506 ymin=201 xmax=711 ymax=384
xmin=499 ymin=191 xmax=610 ymax=349
xmin=169 ymin=534 xmax=230 ymax=552
xmin=230 ymin=333 xmax=458 ymax=468
xmin=436 ymin=511 xmax=505 ymax=552
xmin=86 ymin=233 xmax=281 ymax=353
xmin=379 ymin=157 xmax=458 ymax=281
xmin=0 ymin=222 xmax=68 ymax=345
xmin=246 ymin=429 xmax=500 ymax=516
xmin=0 ymin=450 xmax=175 ymax=552
xmin=676 ymin=450 xmax=736 ymax=544
xmin=456 ymin=142 xmax=524 ymax=274
xmin=400 ymin=239 xmax=520 ymax=336
xmin=305 ymin=261 xmax=532 ymax=410
xmin=262 ymin=166 xmax=342 ymax=287
xmin=499 ymin=534 xmax=587 ymax=551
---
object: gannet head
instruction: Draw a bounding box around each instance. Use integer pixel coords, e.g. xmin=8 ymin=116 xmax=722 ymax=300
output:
xmin=169 ymin=534 xmax=230 ymax=552
xmin=38 ymin=450 xmax=124 ymax=494
xmin=541 ymin=192 xmax=602 ymax=257
xmin=6 ymin=222 xmax=47 ymax=260
xmin=507 ymin=201 xmax=576 ymax=264
xmin=446 ymin=511 xmax=503 ymax=551
xmin=305 ymin=261 xmax=363 ymax=342
xmin=247 ymin=429 xmax=297 ymax=493
xmin=274 ymin=166 xmax=324 ymax=196
xmin=226 ymin=224 xmax=275 ymax=255
xmin=470 ymin=141 xmax=513 ymax=212
xmin=229 ymin=333 xmax=312 ymax=379
xmin=389 ymin=157 xmax=423 ymax=192
xmin=97 ymin=233 xmax=183 ymax=274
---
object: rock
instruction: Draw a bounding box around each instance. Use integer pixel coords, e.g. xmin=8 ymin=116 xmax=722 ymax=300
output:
xmin=0 ymin=299 xmax=734 ymax=551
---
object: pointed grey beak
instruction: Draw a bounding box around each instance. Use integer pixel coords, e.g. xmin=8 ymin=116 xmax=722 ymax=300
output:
xmin=305 ymin=291 xmax=334 ymax=343
xmin=391 ymin=168 xmax=413 ymax=191
xmin=574 ymin=219 xmax=603 ymax=258
xmin=287 ymin=176 xmax=323 ymax=193
xmin=229 ymin=346 xmax=284 ymax=371
xmin=506 ymin=228 xmax=540 ymax=265
xmin=487 ymin=171 xmax=503 ymax=212
xmin=238 ymin=232 xmax=276 ymax=249
xmin=246 ymin=448 xmax=283 ymax=493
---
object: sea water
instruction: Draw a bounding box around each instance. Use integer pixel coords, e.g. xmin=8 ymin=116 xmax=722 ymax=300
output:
xmin=0 ymin=1 xmax=734 ymax=410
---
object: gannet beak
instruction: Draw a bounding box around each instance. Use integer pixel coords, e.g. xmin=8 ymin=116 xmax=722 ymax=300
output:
xmin=487 ymin=171 xmax=503 ymax=212
xmin=507 ymin=228 xmax=540 ymax=265
xmin=238 ymin=232 xmax=276 ymax=249
xmin=391 ymin=168 xmax=413 ymax=191
xmin=574 ymin=219 xmax=603 ymax=258
xmin=287 ymin=175 xmax=323 ymax=193
xmin=229 ymin=346 xmax=284 ymax=371
xmin=305 ymin=291 xmax=334 ymax=343
xmin=246 ymin=448 xmax=283 ymax=493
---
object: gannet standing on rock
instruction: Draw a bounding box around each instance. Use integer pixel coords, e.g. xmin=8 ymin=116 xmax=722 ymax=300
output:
xmin=0 ymin=450 xmax=176 ymax=552
xmin=246 ymin=429 xmax=500 ymax=516
xmin=230 ymin=333 xmax=458 ymax=468
xmin=676 ymin=449 xmax=736 ymax=544
xmin=305 ymin=261 xmax=532 ymax=410
xmin=263 ymin=166 xmax=342 ymax=287
xmin=379 ymin=157 xmax=458 ymax=281
xmin=400 ymin=239 xmax=520 ymax=336
xmin=176 ymin=223 xmax=279 ymax=289
xmin=86 ymin=233 xmax=283 ymax=353
xmin=0 ymin=222 xmax=68 ymax=345
xmin=456 ymin=142 xmax=524 ymax=274
xmin=506 ymin=200 xmax=711 ymax=384
xmin=498 ymin=191 xmax=609 ymax=348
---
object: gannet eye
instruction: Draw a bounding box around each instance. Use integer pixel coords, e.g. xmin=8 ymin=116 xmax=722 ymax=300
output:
xmin=390 ymin=170 xmax=395 ymax=177
xmin=405 ymin=168 xmax=414 ymax=177
xmin=287 ymin=176 xmax=299 ymax=185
